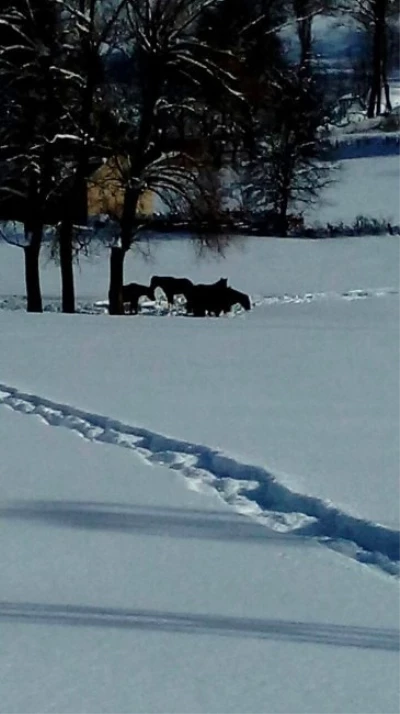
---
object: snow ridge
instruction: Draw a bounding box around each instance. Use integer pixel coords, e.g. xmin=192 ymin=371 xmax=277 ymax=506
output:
xmin=253 ymin=286 xmax=398 ymax=307
xmin=0 ymin=382 xmax=398 ymax=577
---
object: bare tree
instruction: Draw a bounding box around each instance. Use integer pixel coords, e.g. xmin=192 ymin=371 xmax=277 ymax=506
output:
xmin=240 ymin=69 xmax=332 ymax=236
xmin=338 ymin=0 xmax=398 ymax=117
xmin=290 ymin=0 xmax=334 ymax=76
xmin=0 ymin=0 xmax=66 ymax=311
xmin=104 ymin=0 xmax=244 ymax=315
xmin=0 ymin=0 xmax=131 ymax=313
xmin=55 ymin=0 xmax=129 ymax=313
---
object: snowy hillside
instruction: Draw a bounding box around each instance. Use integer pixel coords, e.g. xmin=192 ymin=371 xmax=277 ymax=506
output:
xmin=0 ymin=110 xmax=399 ymax=713
xmin=1 ymin=222 xmax=399 ymax=712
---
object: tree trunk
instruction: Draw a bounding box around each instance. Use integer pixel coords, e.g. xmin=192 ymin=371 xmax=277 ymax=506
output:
xmin=382 ymin=21 xmax=392 ymax=113
xmin=59 ymin=218 xmax=75 ymax=313
xmin=293 ymin=0 xmax=313 ymax=78
xmin=57 ymin=146 xmax=88 ymax=314
xmin=272 ymin=186 xmax=289 ymax=237
xmin=298 ymin=16 xmax=312 ymax=77
xmin=108 ymin=246 xmax=126 ymax=315
xmin=23 ymin=233 xmax=43 ymax=313
xmin=367 ymin=6 xmax=385 ymax=118
xmin=383 ymin=78 xmax=392 ymax=113
xmin=367 ymin=34 xmax=378 ymax=117
xmin=106 ymin=86 xmax=158 ymax=316
xmin=276 ymin=201 xmax=289 ymax=237
xmin=108 ymin=184 xmax=141 ymax=315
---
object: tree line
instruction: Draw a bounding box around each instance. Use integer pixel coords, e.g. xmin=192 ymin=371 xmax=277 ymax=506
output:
xmin=0 ymin=0 xmax=397 ymax=314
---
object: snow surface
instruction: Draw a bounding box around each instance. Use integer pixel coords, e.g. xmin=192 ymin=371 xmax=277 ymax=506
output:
xmin=0 ymin=408 xmax=399 ymax=714
xmin=0 ymin=143 xmax=399 ymax=712
xmin=303 ymin=155 xmax=400 ymax=225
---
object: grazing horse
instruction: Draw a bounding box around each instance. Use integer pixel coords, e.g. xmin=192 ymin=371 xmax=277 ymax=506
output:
xmin=218 ymin=287 xmax=251 ymax=314
xmin=150 ymin=276 xmax=194 ymax=309
xmin=188 ymin=283 xmax=250 ymax=317
xmin=122 ymin=282 xmax=155 ymax=314
xmin=185 ymin=278 xmax=228 ymax=316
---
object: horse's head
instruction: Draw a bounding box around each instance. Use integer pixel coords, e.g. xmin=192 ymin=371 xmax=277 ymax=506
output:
xmin=240 ymin=293 xmax=251 ymax=310
xmin=215 ymin=277 xmax=228 ymax=289
xmin=150 ymin=275 xmax=160 ymax=289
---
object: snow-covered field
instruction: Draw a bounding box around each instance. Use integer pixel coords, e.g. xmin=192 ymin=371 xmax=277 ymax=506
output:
xmin=304 ymin=155 xmax=399 ymax=225
xmin=0 ymin=144 xmax=399 ymax=713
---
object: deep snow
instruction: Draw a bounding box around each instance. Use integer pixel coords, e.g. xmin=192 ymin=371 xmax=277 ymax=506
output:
xmin=0 ymin=137 xmax=399 ymax=712
xmin=1 ymin=404 xmax=399 ymax=714
xmin=0 ymin=20 xmax=400 ymax=714
xmin=0 ymin=231 xmax=399 ymax=713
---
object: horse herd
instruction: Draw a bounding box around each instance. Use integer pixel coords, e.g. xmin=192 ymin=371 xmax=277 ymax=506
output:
xmin=121 ymin=276 xmax=251 ymax=317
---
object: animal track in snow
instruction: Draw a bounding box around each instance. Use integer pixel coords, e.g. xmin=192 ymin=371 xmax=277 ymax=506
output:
xmin=0 ymin=382 xmax=398 ymax=577
xmin=253 ymin=286 xmax=398 ymax=308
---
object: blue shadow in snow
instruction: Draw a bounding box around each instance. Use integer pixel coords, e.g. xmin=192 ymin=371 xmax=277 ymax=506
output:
xmin=0 ymin=601 xmax=398 ymax=652
xmin=0 ymin=499 xmax=319 ymax=543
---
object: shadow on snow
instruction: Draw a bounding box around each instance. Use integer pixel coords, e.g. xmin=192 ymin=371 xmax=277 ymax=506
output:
xmin=0 ymin=601 xmax=398 ymax=652
xmin=0 ymin=499 xmax=318 ymax=544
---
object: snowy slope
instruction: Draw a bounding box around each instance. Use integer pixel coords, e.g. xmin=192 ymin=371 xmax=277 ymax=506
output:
xmin=0 ymin=233 xmax=398 ymax=530
xmin=1 ymin=407 xmax=399 ymax=714
xmin=0 ymin=146 xmax=399 ymax=712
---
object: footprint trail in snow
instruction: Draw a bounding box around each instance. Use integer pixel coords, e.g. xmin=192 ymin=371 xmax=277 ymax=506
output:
xmin=0 ymin=382 xmax=398 ymax=577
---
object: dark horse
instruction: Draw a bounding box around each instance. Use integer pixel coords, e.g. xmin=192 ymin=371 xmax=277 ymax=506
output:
xmin=150 ymin=275 xmax=194 ymax=309
xmin=184 ymin=278 xmax=227 ymax=316
xmin=219 ymin=287 xmax=251 ymax=314
xmin=187 ymin=283 xmax=250 ymax=317
xmin=122 ymin=282 xmax=155 ymax=314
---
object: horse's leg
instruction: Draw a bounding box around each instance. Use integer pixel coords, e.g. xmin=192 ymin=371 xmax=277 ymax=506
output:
xmin=193 ymin=303 xmax=205 ymax=317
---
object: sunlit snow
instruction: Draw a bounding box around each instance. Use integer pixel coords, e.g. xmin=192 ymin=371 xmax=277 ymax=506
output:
xmin=0 ymin=118 xmax=399 ymax=713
